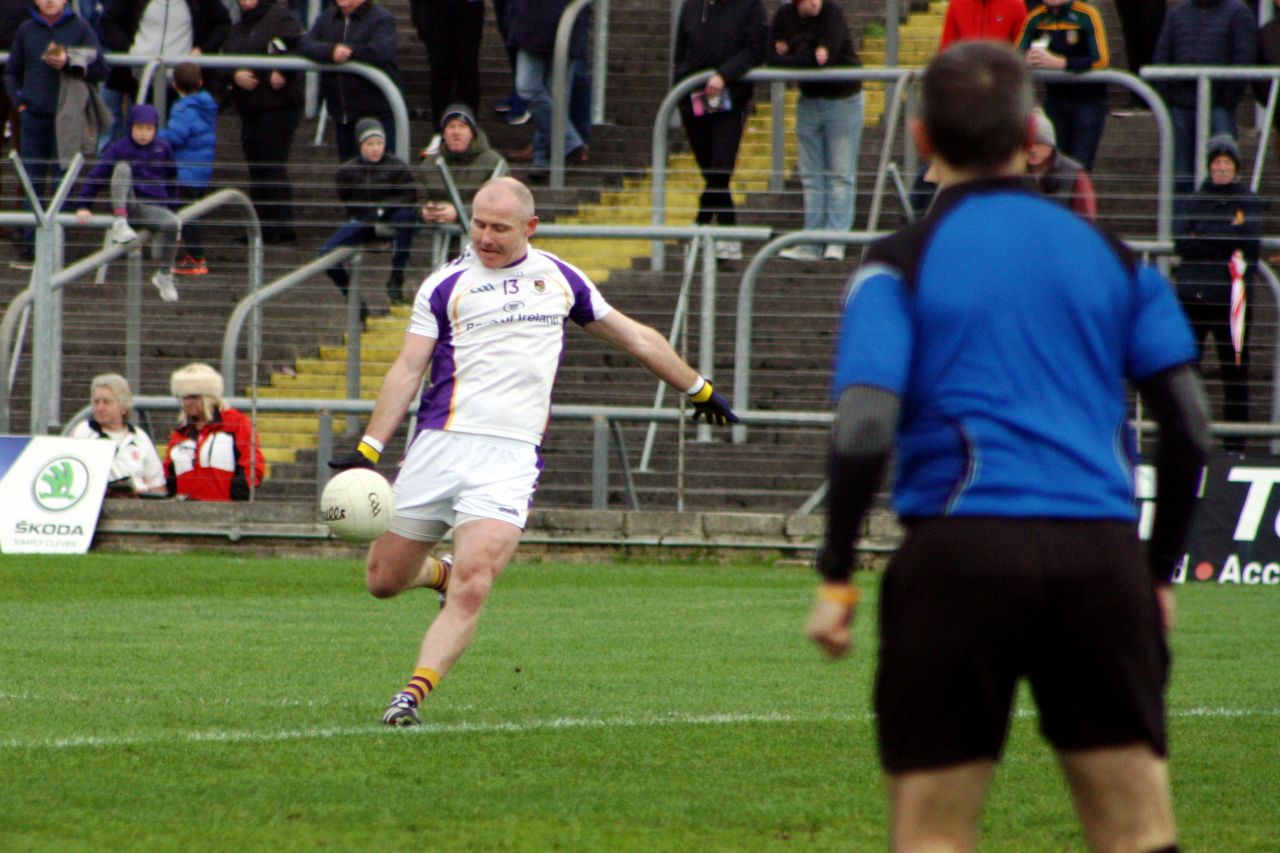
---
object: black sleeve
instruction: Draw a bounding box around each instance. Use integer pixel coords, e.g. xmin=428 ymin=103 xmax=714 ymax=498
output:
xmin=1136 ymin=364 xmax=1212 ymax=584
xmin=817 ymin=384 xmax=899 ymax=581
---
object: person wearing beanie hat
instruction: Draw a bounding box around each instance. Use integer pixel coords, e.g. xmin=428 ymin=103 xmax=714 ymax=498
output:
xmin=164 ymin=362 xmax=265 ymax=501
xmin=74 ymin=103 xmax=183 ymax=303
xmin=420 ymin=103 xmax=507 ymax=234
xmin=1025 ymin=107 xmax=1097 ymax=221
xmin=356 ymin=117 xmax=385 ymax=144
xmin=320 ymin=119 xmax=420 ymax=306
xmin=69 ymin=372 xmax=166 ymax=496
xmin=1174 ymin=132 xmax=1262 ymax=452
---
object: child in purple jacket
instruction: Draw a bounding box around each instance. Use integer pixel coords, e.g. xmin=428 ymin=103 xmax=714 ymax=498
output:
xmin=74 ymin=103 xmax=183 ymax=302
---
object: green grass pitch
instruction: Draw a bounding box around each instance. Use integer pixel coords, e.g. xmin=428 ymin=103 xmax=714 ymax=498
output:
xmin=1 ymin=552 xmax=1277 ymax=851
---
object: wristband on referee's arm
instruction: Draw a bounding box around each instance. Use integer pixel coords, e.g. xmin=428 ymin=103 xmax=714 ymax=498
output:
xmin=817 ymin=581 xmax=859 ymax=608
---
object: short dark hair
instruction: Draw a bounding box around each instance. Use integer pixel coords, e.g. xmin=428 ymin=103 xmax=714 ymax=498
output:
xmin=173 ymin=62 xmax=203 ymax=95
xmin=920 ymin=42 xmax=1031 ymax=170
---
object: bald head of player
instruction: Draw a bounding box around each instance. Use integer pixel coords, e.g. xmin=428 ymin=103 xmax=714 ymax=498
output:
xmin=470 ymin=177 xmax=539 ymax=269
xmin=911 ymin=41 xmax=1036 ymax=187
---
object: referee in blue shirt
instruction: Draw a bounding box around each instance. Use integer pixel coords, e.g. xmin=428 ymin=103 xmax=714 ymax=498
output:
xmin=807 ymin=42 xmax=1209 ymax=852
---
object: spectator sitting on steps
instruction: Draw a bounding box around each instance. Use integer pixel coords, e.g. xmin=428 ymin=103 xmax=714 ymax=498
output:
xmin=74 ymin=103 xmax=183 ymax=303
xmin=320 ymin=118 xmax=420 ymax=310
xmin=420 ymin=103 xmax=507 ymax=229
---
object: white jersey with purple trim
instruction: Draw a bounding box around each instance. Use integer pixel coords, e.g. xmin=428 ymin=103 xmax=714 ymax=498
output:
xmin=407 ymin=245 xmax=613 ymax=445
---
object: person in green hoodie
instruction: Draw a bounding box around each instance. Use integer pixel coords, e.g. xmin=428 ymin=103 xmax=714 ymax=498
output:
xmin=419 ymin=103 xmax=507 ymax=233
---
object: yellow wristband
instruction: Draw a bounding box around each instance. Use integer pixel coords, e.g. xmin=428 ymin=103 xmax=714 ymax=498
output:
xmin=356 ymin=441 xmax=381 ymax=464
xmin=690 ymin=381 xmax=714 ymax=404
xmin=818 ymin=584 xmax=859 ymax=607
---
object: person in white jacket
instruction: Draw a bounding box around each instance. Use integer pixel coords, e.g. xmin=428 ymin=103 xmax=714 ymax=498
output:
xmin=69 ymin=373 xmax=166 ymax=496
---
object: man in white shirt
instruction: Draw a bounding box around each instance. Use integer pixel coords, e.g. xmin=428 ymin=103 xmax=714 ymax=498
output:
xmin=329 ymin=177 xmax=738 ymax=726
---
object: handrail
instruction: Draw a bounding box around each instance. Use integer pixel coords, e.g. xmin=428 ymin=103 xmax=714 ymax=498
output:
xmin=550 ymin=0 xmax=595 ymax=189
xmin=221 ymin=245 xmax=360 ymax=398
xmin=650 ymin=67 xmax=1173 ymax=269
xmin=729 ymin=232 xmax=1255 ymax=446
xmin=1140 ymin=65 xmax=1280 ymax=189
xmin=0 ymin=189 xmax=260 ymax=432
xmin=217 ymin=223 xmax=770 ymax=405
xmin=650 ymin=67 xmax=914 ymax=271
xmin=26 ymin=52 xmax=411 ymax=164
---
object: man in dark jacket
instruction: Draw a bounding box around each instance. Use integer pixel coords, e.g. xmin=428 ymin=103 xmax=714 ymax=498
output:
xmin=5 ymin=0 xmax=107 ymax=263
xmin=1153 ymin=0 xmax=1256 ymax=190
xmin=321 ymin=118 xmax=419 ymax=306
xmin=504 ymin=0 xmax=590 ymax=177
xmin=0 ymin=0 xmax=32 ymax=213
xmin=220 ymin=0 xmax=305 ymax=244
xmin=1174 ymin=134 xmax=1261 ymax=451
xmin=298 ymin=0 xmax=400 ymax=162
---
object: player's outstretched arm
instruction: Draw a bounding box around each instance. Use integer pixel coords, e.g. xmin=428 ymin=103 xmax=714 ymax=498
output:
xmin=808 ymin=384 xmax=899 ymax=658
xmin=329 ymin=332 xmax=436 ymax=470
xmin=583 ymin=310 xmax=739 ymax=425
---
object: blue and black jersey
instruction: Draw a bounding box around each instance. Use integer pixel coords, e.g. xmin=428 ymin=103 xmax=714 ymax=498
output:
xmin=833 ymin=176 xmax=1197 ymax=522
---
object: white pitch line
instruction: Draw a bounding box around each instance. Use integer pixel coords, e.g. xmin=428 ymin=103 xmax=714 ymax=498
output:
xmin=1 ymin=706 xmax=1276 ymax=752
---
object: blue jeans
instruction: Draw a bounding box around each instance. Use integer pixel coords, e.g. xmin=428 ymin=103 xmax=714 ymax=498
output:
xmin=1044 ymin=96 xmax=1107 ymax=172
xmin=320 ymin=207 xmax=419 ymax=291
xmin=795 ymin=92 xmax=863 ymax=248
xmin=17 ymin=111 xmax=60 ymax=248
xmin=515 ymin=49 xmax=587 ymax=167
xmin=1170 ymin=103 xmax=1235 ymax=192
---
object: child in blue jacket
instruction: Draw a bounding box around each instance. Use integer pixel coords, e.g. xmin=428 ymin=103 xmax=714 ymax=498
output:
xmin=159 ymin=62 xmax=218 ymax=276
xmin=75 ymin=103 xmax=183 ymax=302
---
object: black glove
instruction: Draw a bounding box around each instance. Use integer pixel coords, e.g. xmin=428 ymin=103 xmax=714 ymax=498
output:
xmin=328 ymin=440 xmax=379 ymax=470
xmin=689 ymin=380 xmax=739 ymax=426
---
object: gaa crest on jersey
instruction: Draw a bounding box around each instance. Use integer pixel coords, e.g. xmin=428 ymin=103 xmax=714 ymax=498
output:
xmin=534 ymin=279 xmax=546 ymax=293
xmin=1066 ymin=30 xmax=1079 ymax=45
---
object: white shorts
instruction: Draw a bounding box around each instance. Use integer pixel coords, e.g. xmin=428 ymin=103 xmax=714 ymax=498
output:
xmin=390 ymin=429 xmax=540 ymax=540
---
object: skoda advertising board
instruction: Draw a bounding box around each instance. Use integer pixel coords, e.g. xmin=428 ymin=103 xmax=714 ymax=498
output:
xmin=0 ymin=436 xmax=115 ymax=554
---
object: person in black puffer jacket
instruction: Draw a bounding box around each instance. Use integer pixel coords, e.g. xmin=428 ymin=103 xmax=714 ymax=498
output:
xmin=220 ymin=0 xmax=304 ymax=244
xmin=320 ymin=118 xmax=420 ymax=307
xmin=1174 ymin=134 xmax=1262 ymax=451
xmin=673 ymin=0 xmax=766 ymax=260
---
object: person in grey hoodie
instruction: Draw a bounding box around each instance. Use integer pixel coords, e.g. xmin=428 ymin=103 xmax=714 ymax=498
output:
xmin=1152 ymin=0 xmax=1256 ymax=190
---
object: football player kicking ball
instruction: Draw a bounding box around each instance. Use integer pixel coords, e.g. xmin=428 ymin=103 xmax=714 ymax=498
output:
xmin=330 ymin=176 xmax=737 ymax=726
xmin=807 ymin=43 xmax=1209 ymax=853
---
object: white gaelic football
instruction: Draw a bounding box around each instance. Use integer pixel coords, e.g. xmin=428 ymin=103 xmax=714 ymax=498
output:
xmin=321 ymin=468 xmax=394 ymax=542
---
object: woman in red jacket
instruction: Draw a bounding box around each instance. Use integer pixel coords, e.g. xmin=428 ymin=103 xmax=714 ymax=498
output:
xmin=164 ymin=363 xmax=265 ymax=501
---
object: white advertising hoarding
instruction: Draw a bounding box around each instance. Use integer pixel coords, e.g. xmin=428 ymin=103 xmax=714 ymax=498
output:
xmin=0 ymin=435 xmax=115 ymax=554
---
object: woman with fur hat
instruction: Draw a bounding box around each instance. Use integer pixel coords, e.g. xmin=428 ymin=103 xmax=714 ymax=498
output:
xmin=69 ymin=373 xmax=166 ymax=496
xmin=164 ymin=362 xmax=265 ymax=500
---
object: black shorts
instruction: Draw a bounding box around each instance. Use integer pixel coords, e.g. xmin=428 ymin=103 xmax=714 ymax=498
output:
xmin=875 ymin=517 xmax=1169 ymax=774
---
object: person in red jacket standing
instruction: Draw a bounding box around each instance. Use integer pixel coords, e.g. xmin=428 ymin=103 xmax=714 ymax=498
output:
xmin=938 ymin=0 xmax=1026 ymax=51
xmin=164 ymin=362 xmax=265 ymax=501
